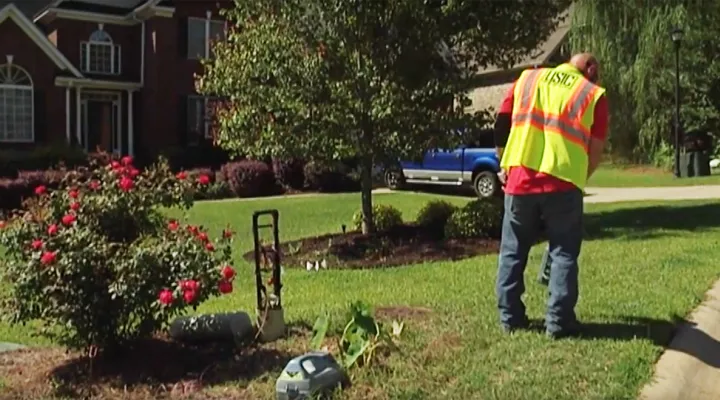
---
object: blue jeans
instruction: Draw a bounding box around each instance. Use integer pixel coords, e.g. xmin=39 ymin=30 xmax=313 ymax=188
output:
xmin=495 ymin=189 xmax=583 ymax=333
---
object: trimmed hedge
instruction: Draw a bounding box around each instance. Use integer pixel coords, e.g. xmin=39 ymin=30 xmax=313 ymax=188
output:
xmin=304 ymin=161 xmax=360 ymax=192
xmin=272 ymin=158 xmax=305 ymax=190
xmin=220 ymin=160 xmax=277 ymax=198
xmin=416 ymin=200 xmax=458 ymax=234
xmin=445 ymin=198 xmax=504 ymax=239
xmin=160 ymin=144 xmax=230 ymax=171
xmin=0 ymin=146 xmax=87 ymax=178
xmin=351 ymin=204 xmax=404 ymax=232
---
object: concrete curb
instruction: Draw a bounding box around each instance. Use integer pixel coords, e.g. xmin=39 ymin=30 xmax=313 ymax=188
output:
xmin=638 ymin=279 xmax=720 ymax=400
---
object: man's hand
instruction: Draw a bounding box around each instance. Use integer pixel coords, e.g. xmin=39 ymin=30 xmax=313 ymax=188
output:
xmin=587 ymin=137 xmax=605 ymax=179
xmin=497 ymin=169 xmax=507 ymax=187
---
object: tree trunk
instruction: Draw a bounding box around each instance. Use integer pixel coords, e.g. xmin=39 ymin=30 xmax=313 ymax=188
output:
xmin=360 ymin=155 xmax=374 ymax=235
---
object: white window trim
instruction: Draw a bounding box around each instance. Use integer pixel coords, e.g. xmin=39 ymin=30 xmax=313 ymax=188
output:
xmin=80 ymin=29 xmax=122 ymax=75
xmin=79 ymin=91 xmax=122 ymax=153
xmin=0 ymin=63 xmax=34 ymax=143
xmin=187 ymin=14 xmax=225 ymax=60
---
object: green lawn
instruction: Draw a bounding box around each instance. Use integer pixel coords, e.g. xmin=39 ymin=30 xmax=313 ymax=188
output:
xmin=2 ymin=192 xmax=720 ymax=399
xmin=588 ymin=163 xmax=720 ymax=187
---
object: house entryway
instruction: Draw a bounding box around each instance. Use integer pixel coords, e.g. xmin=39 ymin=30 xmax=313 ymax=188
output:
xmin=80 ymin=91 xmax=121 ymax=154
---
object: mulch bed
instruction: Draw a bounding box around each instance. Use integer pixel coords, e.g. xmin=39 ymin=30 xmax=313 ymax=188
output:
xmin=0 ymin=325 xmax=313 ymax=400
xmin=243 ymin=224 xmax=499 ymax=269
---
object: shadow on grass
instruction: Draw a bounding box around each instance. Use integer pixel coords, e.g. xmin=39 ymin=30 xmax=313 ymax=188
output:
xmin=533 ymin=315 xmax=720 ymax=368
xmin=585 ymin=203 xmax=720 ymax=240
xmin=48 ymin=322 xmax=312 ymax=398
xmin=402 ymin=184 xmax=477 ymax=198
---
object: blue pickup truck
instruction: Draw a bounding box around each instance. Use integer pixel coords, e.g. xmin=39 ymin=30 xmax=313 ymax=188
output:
xmin=384 ymin=145 xmax=501 ymax=198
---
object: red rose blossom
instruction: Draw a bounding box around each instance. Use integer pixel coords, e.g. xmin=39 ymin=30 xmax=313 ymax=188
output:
xmin=111 ymin=161 xmax=122 ymax=170
xmin=197 ymin=232 xmax=209 ymax=242
xmin=121 ymin=156 xmax=133 ymax=166
xmin=34 ymin=185 xmax=47 ymax=196
xmin=61 ymin=214 xmax=76 ymax=226
xmin=89 ymin=180 xmax=101 ymax=190
xmin=197 ymin=174 xmax=210 ymax=185
xmin=221 ymin=265 xmax=236 ymax=280
xmin=222 ymin=229 xmax=233 ymax=238
xmin=70 ymin=202 xmax=81 ymax=211
xmin=180 ymin=279 xmax=199 ymax=292
xmin=31 ymin=239 xmax=43 ymax=250
xmin=47 ymin=224 xmax=59 ymax=235
xmin=205 ymin=243 xmax=215 ymax=252
xmin=187 ymin=225 xmax=199 ymax=235
xmin=0 ymin=221 xmax=5 ymax=229
xmin=119 ymin=177 xmax=134 ymax=191
xmin=126 ymin=167 xmax=140 ymax=178
xmin=176 ymin=171 xmax=187 ymax=180
xmin=168 ymin=220 xmax=179 ymax=231
xmin=68 ymin=190 xmax=79 ymax=199
xmin=218 ymin=280 xmax=233 ymax=294
xmin=183 ymin=290 xmax=197 ymax=304
xmin=40 ymin=251 xmax=57 ymax=265
xmin=158 ymin=289 xmax=174 ymax=306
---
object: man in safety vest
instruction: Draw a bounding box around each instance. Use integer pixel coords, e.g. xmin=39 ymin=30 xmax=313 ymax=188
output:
xmin=492 ymin=53 xmax=609 ymax=339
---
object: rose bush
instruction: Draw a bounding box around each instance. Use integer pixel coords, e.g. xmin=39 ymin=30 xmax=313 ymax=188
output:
xmin=0 ymin=154 xmax=239 ymax=352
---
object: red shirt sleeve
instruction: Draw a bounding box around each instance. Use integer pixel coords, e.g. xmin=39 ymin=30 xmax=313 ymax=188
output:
xmin=591 ymin=94 xmax=609 ymax=141
xmin=498 ymin=82 xmax=516 ymax=114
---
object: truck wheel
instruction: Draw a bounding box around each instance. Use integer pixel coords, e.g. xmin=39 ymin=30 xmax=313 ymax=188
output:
xmin=473 ymin=171 xmax=499 ymax=198
xmin=384 ymin=168 xmax=405 ymax=190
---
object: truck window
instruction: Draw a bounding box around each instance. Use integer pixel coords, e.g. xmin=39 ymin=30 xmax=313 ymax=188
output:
xmin=465 ymin=128 xmax=494 ymax=148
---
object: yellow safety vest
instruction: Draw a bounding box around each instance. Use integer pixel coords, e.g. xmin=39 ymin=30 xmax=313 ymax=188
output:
xmin=500 ymin=63 xmax=605 ymax=190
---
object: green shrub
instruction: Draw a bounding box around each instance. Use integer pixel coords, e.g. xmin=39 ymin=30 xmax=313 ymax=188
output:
xmin=303 ymin=160 xmax=360 ymax=192
xmin=352 ymin=204 xmax=403 ymax=232
xmin=445 ymin=198 xmax=504 ymax=239
xmin=416 ymin=200 xmax=458 ymax=232
xmin=0 ymin=155 xmax=238 ymax=351
xmin=0 ymin=145 xmax=87 ymax=178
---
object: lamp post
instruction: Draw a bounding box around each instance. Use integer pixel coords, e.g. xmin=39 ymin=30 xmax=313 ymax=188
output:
xmin=671 ymin=27 xmax=684 ymax=177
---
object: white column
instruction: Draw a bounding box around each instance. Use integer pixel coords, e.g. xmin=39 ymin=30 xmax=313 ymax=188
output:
xmin=75 ymin=87 xmax=82 ymax=147
xmin=117 ymin=97 xmax=123 ymax=155
xmin=65 ymin=88 xmax=71 ymax=143
xmin=205 ymin=10 xmax=211 ymax=59
xmin=127 ymin=90 xmax=134 ymax=157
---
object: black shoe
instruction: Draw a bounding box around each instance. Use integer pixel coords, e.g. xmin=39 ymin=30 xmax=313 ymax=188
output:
xmin=545 ymin=321 xmax=582 ymax=340
xmin=501 ymin=317 xmax=530 ymax=334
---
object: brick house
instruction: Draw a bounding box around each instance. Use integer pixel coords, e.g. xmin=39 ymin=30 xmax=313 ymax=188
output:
xmin=0 ymin=0 xmax=232 ymax=160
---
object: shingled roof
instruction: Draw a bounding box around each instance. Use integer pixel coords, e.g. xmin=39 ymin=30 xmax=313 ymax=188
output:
xmin=0 ymin=0 xmax=54 ymax=17
xmin=464 ymin=7 xmax=572 ymax=114
xmin=475 ymin=13 xmax=571 ymax=76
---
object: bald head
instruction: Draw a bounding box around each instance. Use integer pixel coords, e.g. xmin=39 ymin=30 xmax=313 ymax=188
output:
xmin=569 ymin=53 xmax=600 ymax=83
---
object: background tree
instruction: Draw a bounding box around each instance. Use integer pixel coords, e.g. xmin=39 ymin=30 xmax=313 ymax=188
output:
xmin=570 ymin=0 xmax=720 ymax=165
xmin=198 ymin=0 xmax=570 ymax=234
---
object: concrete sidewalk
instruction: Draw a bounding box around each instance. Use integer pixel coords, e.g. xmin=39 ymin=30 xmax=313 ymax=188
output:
xmin=585 ymin=185 xmax=720 ymax=203
xmin=639 ymin=280 xmax=720 ymax=400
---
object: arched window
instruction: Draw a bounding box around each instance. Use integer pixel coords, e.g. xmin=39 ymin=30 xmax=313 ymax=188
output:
xmin=0 ymin=63 xmax=34 ymax=142
xmin=80 ymin=27 xmax=121 ymax=74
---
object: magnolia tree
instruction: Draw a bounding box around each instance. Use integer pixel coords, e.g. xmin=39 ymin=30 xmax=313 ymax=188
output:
xmin=198 ymin=0 xmax=570 ymax=233
xmin=0 ymin=156 xmax=238 ymax=352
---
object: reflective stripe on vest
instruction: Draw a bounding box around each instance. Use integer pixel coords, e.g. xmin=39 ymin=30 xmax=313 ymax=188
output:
xmin=511 ymin=73 xmax=596 ymax=151
xmin=500 ymin=65 xmax=604 ymax=189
